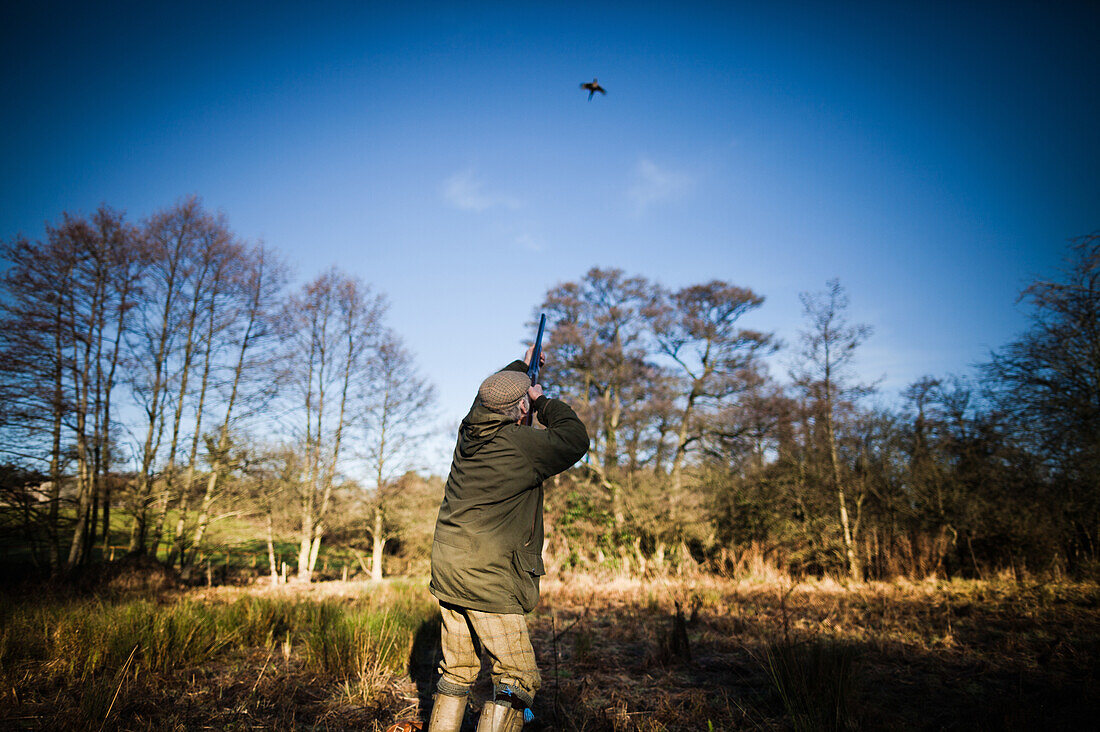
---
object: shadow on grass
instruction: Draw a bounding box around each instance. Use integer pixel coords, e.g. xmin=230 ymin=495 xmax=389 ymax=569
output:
xmin=408 ymin=612 xmax=443 ymax=722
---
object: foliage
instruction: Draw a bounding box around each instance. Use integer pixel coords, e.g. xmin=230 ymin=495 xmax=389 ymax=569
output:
xmin=1 ymin=198 xmax=1096 ymax=584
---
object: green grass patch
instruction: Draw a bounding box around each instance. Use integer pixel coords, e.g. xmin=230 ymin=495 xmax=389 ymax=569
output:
xmin=0 ymin=583 xmax=437 ymax=685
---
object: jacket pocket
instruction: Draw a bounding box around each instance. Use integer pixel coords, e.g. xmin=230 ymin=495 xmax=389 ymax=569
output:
xmin=433 ymin=526 xmax=471 ymax=551
xmin=511 ymin=549 xmax=545 ymax=612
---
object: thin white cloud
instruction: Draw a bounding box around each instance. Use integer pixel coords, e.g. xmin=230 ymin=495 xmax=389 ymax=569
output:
xmin=515 ymin=233 xmax=543 ymax=252
xmin=628 ymin=158 xmax=692 ymax=213
xmin=442 ymin=169 xmax=520 ymax=212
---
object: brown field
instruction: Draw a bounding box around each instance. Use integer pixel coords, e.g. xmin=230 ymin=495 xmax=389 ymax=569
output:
xmin=1 ymin=572 xmax=1097 ymax=730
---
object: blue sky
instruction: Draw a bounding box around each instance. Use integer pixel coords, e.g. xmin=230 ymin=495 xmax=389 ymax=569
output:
xmin=3 ymin=1 xmax=1098 ymax=471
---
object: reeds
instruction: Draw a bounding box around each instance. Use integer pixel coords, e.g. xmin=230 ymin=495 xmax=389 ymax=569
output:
xmin=2 ymin=598 xmax=225 ymax=679
xmin=0 ymin=585 xmax=437 ymax=729
xmin=763 ymin=638 xmax=860 ymax=731
xmin=1 ymin=594 xmax=426 ymax=680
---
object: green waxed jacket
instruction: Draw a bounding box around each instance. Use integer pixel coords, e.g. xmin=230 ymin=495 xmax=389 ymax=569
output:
xmin=430 ymin=360 xmax=589 ymax=614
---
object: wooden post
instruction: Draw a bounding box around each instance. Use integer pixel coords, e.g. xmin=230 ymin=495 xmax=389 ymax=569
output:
xmin=342 ymin=564 xmax=348 ymax=582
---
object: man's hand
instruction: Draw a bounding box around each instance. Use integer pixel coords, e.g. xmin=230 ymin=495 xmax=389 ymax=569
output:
xmin=523 ymin=343 xmax=547 ymax=368
xmin=528 ymin=384 xmax=544 ymax=402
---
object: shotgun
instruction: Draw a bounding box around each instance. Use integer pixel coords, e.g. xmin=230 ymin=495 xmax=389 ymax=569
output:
xmin=522 ymin=314 xmax=546 ymax=426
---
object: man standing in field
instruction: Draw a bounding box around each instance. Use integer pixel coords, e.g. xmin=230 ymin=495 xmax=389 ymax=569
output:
xmin=427 ymin=345 xmax=589 ymax=732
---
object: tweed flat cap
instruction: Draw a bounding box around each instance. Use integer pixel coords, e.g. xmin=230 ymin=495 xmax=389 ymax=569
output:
xmin=478 ymin=370 xmax=531 ymax=411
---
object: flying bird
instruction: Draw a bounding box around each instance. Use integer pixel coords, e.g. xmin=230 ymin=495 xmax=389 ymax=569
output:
xmin=580 ymin=78 xmax=606 ymax=100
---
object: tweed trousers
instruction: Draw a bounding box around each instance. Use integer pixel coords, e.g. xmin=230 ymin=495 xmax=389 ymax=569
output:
xmin=436 ymin=602 xmax=540 ymax=707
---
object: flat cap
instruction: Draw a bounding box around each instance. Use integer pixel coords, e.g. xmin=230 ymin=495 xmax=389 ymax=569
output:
xmin=478 ymin=370 xmax=531 ymax=411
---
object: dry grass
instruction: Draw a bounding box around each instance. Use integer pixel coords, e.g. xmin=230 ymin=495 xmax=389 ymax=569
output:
xmin=1 ymin=574 xmax=1097 ymax=730
xmin=528 ymin=574 xmax=1100 ymax=730
xmin=0 ymin=579 xmax=434 ymax=731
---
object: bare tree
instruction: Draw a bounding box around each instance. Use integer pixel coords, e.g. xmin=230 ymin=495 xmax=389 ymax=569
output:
xmin=795 ymin=278 xmax=873 ymax=582
xmin=901 ymin=376 xmax=947 ymax=522
xmin=284 ymin=269 xmax=385 ymax=582
xmin=126 ymin=197 xmax=224 ymax=554
xmin=648 ymin=281 xmax=774 ymax=492
xmin=149 ymin=210 xmax=237 ymax=555
xmin=360 ymin=333 xmax=434 ymax=580
xmin=620 ymin=363 xmax=679 ymax=476
xmin=986 ymin=233 xmax=1100 ymax=566
xmin=94 ymin=213 xmax=144 ymax=561
xmin=59 ymin=209 xmax=143 ymax=569
xmin=0 ymin=231 xmax=79 ymax=567
xmin=182 ymin=244 xmax=287 ymax=566
xmin=539 ymin=268 xmax=652 ymax=524
xmin=1 ymin=207 xmax=142 ymax=570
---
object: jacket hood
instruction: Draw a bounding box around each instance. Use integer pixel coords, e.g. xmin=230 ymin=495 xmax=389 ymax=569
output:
xmin=457 ymin=400 xmax=515 ymax=457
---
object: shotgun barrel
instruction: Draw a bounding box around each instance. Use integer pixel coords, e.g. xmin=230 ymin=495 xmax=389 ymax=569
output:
xmin=523 ymin=314 xmax=546 ymax=426
xmin=527 ymin=314 xmax=546 ymax=385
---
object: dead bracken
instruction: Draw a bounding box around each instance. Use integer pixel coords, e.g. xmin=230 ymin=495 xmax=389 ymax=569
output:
xmin=1 ymin=574 xmax=1097 ymax=730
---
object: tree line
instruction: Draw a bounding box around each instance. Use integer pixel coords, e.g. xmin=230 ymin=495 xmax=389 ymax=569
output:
xmin=537 ymin=237 xmax=1098 ymax=580
xmin=0 ymin=198 xmax=430 ymax=580
xmin=2 ymin=198 xmax=1095 ymax=583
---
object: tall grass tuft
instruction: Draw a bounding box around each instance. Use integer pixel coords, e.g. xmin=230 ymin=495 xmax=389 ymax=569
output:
xmin=300 ymin=601 xmax=412 ymax=704
xmin=763 ymin=639 xmax=860 ymax=732
xmin=77 ymin=643 xmax=137 ymax=730
xmin=214 ymin=596 xmax=299 ymax=648
xmin=0 ymin=586 xmax=435 ymax=683
xmin=48 ymin=599 xmax=229 ymax=679
xmin=0 ymin=584 xmax=440 ymax=726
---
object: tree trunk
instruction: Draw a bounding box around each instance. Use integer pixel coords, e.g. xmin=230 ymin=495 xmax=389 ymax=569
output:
xmin=371 ymin=506 xmax=385 ymax=581
xmin=826 ymin=398 xmax=860 ymax=582
xmin=168 ymin=280 xmax=219 ymax=567
xmin=150 ymin=260 xmax=210 ymax=555
xmin=296 ymin=508 xmax=314 ymax=582
xmin=130 ymin=221 xmax=192 ymax=555
xmin=266 ymin=512 xmax=279 ymax=586
xmin=185 ymin=260 xmax=262 ymax=566
xmin=669 ymin=375 xmax=706 ymax=492
xmin=652 ymin=423 xmax=669 ymax=476
xmin=99 ymin=278 xmax=130 ymax=559
xmin=601 ymin=385 xmax=622 ymax=469
xmin=308 ymin=527 xmax=323 ymax=578
xmin=66 ymin=271 xmax=103 ymax=571
xmin=48 ymin=299 xmax=65 ymax=570
xmin=297 ymin=310 xmax=325 ymax=582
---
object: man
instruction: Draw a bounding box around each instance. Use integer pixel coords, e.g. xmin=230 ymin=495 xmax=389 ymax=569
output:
xmin=427 ymin=345 xmax=589 ymax=732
